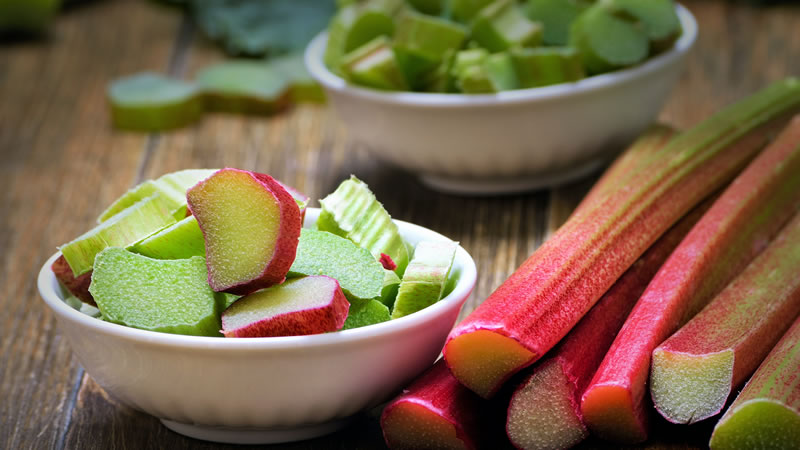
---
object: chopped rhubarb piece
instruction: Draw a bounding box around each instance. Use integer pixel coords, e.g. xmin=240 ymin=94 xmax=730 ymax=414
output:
xmin=381 ymin=360 xmax=486 ymax=450
xmin=392 ymin=240 xmax=458 ymax=319
xmin=582 ymin=113 xmax=800 ymax=442
xmin=709 ymin=315 xmax=800 ymax=449
xmin=51 ymin=255 xmax=95 ymax=306
xmin=324 ymin=2 xmax=399 ymax=73
xmin=471 ymin=0 xmax=542 ymax=52
xmin=444 ymin=79 xmax=800 ymax=399
xmin=651 ymin=208 xmax=800 ymax=424
xmin=186 ymin=168 xmax=302 ymax=295
xmin=506 ymin=193 xmax=711 ymax=450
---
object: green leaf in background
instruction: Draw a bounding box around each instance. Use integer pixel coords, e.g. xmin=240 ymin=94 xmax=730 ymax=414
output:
xmin=190 ymin=0 xmax=337 ymax=57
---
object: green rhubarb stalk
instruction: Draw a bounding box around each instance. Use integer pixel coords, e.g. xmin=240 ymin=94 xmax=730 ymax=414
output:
xmin=470 ymin=0 xmax=542 ymax=52
xmin=393 ymin=11 xmax=468 ymax=88
xmin=581 ymin=109 xmax=800 ymax=442
xmin=510 ymin=46 xmax=585 ymax=89
xmin=341 ymin=36 xmax=409 ymax=91
xmin=107 ymin=73 xmax=203 ymax=132
xmin=709 ymin=315 xmax=800 ymax=450
xmin=324 ymin=2 xmax=400 ymax=73
xmin=442 ymin=78 xmax=800 ymax=400
xmin=651 ymin=207 xmax=800 ymax=425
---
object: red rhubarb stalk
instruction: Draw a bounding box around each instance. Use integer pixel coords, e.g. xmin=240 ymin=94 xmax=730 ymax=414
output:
xmin=381 ymin=360 xmax=487 ymax=450
xmin=506 ymin=194 xmax=713 ymax=450
xmin=581 ymin=114 xmax=800 ymax=443
xmin=651 ymin=206 xmax=800 ymax=425
xmin=709 ymin=315 xmax=800 ymax=449
xmin=443 ymin=79 xmax=800 ymax=399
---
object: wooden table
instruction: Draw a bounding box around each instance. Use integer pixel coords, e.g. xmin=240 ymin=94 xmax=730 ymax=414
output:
xmin=1 ymin=1 xmax=798 ymax=448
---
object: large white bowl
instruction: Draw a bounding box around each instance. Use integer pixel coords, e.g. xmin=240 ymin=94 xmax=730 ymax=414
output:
xmin=37 ymin=208 xmax=476 ymax=444
xmin=306 ymin=4 xmax=697 ymax=194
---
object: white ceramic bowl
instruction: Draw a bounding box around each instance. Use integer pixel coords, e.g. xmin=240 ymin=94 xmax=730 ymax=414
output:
xmin=37 ymin=208 xmax=476 ymax=444
xmin=306 ymin=4 xmax=697 ymax=194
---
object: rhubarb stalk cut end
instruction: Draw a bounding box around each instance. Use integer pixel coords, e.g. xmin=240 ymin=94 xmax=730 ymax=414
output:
xmin=650 ymin=349 xmax=734 ymax=424
xmin=445 ymin=330 xmax=535 ymax=398
xmin=382 ymin=401 xmax=469 ymax=450
xmin=709 ymin=400 xmax=800 ymax=450
xmin=506 ymin=359 xmax=588 ymax=450
xmin=581 ymin=384 xmax=648 ymax=444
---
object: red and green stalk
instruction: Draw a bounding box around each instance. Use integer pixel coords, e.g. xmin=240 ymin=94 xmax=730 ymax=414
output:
xmin=443 ymin=79 xmax=800 ymax=400
xmin=709 ymin=314 xmax=800 ymax=449
xmin=581 ymin=113 xmax=800 ymax=443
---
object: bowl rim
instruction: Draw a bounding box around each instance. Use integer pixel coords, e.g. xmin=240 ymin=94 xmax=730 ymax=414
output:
xmin=38 ymin=208 xmax=477 ymax=351
xmin=305 ymin=3 xmax=697 ymax=108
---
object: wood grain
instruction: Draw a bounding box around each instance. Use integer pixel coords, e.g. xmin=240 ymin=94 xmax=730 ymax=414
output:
xmin=1 ymin=0 xmax=799 ymax=448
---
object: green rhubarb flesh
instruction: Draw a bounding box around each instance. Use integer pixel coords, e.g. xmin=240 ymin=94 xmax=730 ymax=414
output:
xmin=318 ymin=175 xmax=410 ymax=276
xmin=569 ymin=4 xmax=649 ymax=74
xmin=129 ymin=216 xmax=205 ymax=260
xmin=393 ymin=12 xmax=468 ymax=88
xmin=108 ymin=72 xmax=203 ymax=131
xmin=650 ymin=122 xmax=800 ymax=423
xmin=60 ymin=194 xmax=177 ymax=276
xmin=470 ymin=0 xmax=542 ymax=52
xmin=392 ymin=240 xmax=457 ymax=319
xmin=98 ymin=169 xmax=216 ymax=222
xmin=443 ymin=79 xmax=800 ymax=401
xmin=343 ymin=298 xmax=391 ymax=330
xmin=341 ymin=36 xmax=409 ymax=90
xmin=288 ymin=228 xmax=385 ymax=302
xmin=450 ymin=0 xmax=494 ymax=23
xmin=271 ymin=54 xmax=326 ymax=103
xmin=605 ymin=0 xmax=682 ymax=51
xmin=196 ymin=61 xmax=291 ymax=115
xmin=380 ymin=268 xmax=401 ymax=308
xmin=511 ymin=46 xmax=585 ymax=88
xmin=324 ymin=2 xmax=399 ymax=72
xmin=710 ymin=316 xmax=800 ymax=449
xmin=89 ymin=248 xmax=221 ymax=337
xmin=526 ymin=0 xmax=588 ymax=46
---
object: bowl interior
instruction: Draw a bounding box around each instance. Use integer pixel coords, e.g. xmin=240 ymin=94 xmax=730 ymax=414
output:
xmin=305 ymin=3 xmax=697 ymax=106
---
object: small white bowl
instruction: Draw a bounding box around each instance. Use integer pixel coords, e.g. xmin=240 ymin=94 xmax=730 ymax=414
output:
xmin=37 ymin=208 xmax=476 ymax=444
xmin=306 ymin=4 xmax=697 ymax=194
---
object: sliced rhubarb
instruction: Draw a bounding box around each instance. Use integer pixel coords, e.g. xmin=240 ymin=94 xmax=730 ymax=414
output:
xmin=506 ymin=193 xmax=712 ymax=450
xmin=186 ymin=168 xmax=302 ymax=295
xmin=443 ymin=78 xmax=800 ymax=399
xmin=581 ymin=113 xmax=800 ymax=442
xmin=525 ymin=0 xmax=588 ymax=46
xmin=129 ymin=216 xmax=205 ymax=260
xmin=569 ymin=4 xmax=649 ymax=75
xmin=196 ymin=61 xmax=291 ymax=115
xmin=51 ymin=255 xmax=95 ymax=306
xmin=381 ymin=360 xmax=486 ymax=450
xmin=324 ymin=2 xmax=399 ymax=73
xmin=709 ymin=315 xmax=800 ymax=449
xmin=392 ymin=240 xmax=458 ymax=319
xmin=341 ymin=36 xmax=409 ymax=91
xmin=107 ymin=73 xmax=203 ymax=131
xmin=393 ymin=11 xmax=468 ymax=88
xmin=221 ymin=276 xmax=349 ymax=338
xmin=510 ymin=47 xmax=585 ymax=89
xmin=470 ymin=0 xmax=542 ymax=52
xmin=651 ymin=209 xmax=800 ymax=424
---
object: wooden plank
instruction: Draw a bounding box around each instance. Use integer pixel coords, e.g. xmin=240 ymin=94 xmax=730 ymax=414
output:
xmin=0 ymin=0 xmax=182 ymax=448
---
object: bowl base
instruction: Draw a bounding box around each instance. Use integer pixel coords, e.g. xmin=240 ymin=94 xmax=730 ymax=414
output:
xmin=418 ymin=156 xmax=607 ymax=195
xmin=160 ymin=417 xmax=352 ymax=444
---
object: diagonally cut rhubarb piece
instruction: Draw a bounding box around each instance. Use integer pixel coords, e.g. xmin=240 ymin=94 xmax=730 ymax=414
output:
xmin=470 ymin=0 xmax=542 ymax=52
xmin=581 ymin=113 xmax=800 ymax=442
xmin=186 ymin=168 xmax=302 ymax=295
xmin=59 ymin=193 xmax=177 ymax=276
xmin=341 ymin=36 xmax=410 ymax=91
xmin=392 ymin=240 xmax=458 ymax=319
xmin=651 ymin=208 xmax=800 ymax=424
xmin=381 ymin=360 xmax=487 ymax=450
xmin=444 ymin=79 xmax=800 ymax=400
xmin=709 ymin=315 xmax=800 ymax=449
xmin=129 ymin=216 xmax=205 ymax=260
xmin=506 ymin=193 xmax=713 ymax=450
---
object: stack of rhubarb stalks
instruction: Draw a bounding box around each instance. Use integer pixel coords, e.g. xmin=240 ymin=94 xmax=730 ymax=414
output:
xmin=380 ymin=78 xmax=800 ymax=450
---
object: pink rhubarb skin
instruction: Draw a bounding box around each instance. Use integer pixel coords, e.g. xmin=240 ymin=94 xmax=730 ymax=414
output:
xmin=443 ymin=79 xmax=800 ymax=399
xmin=505 ymin=194 xmax=713 ymax=450
xmin=709 ymin=315 xmax=800 ymax=449
xmin=581 ymin=114 xmax=800 ymax=443
xmin=276 ymin=180 xmax=310 ymax=222
xmin=651 ymin=207 xmax=800 ymax=425
xmin=52 ymin=255 xmax=95 ymax=306
xmin=187 ymin=168 xmax=302 ymax=295
xmin=381 ymin=360 xmax=486 ymax=450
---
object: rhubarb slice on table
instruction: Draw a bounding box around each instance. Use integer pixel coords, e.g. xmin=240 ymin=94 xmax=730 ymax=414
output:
xmin=107 ymin=72 xmax=203 ymax=131
xmin=221 ymin=276 xmax=349 ymax=338
xmin=392 ymin=240 xmax=458 ymax=319
xmin=196 ymin=61 xmax=291 ymax=115
xmin=381 ymin=360 xmax=487 ymax=450
xmin=651 ymin=208 xmax=800 ymax=425
xmin=318 ymin=175 xmax=409 ymax=276
xmin=288 ymin=228 xmax=385 ymax=302
xmin=186 ymin=168 xmax=302 ymax=295
xmin=506 ymin=194 xmax=712 ymax=450
xmin=60 ymin=193 xmax=177 ymax=276
xmin=709 ymin=315 xmax=800 ymax=450
xmin=89 ymin=248 xmax=221 ymax=337
xmin=581 ymin=112 xmax=800 ymax=442
xmin=443 ymin=78 xmax=800 ymax=400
